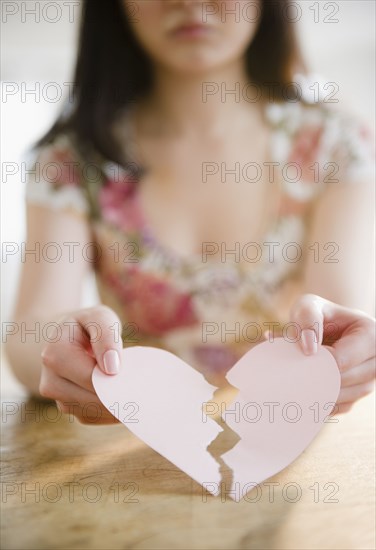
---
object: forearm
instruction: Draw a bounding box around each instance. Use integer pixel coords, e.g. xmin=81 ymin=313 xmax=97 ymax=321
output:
xmin=302 ymin=178 xmax=375 ymax=317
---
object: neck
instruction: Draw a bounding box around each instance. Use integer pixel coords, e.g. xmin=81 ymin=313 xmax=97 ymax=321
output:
xmin=138 ymin=58 xmax=265 ymax=137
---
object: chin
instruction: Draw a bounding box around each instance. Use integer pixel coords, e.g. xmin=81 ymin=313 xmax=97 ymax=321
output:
xmin=164 ymin=53 xmax=232 ymax=76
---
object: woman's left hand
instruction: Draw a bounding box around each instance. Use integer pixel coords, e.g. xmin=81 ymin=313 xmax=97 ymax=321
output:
xmin=290 ymin=294 xmax=375 ymax=414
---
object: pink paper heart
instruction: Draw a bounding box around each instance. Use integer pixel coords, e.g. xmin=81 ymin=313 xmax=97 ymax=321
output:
xmin=92 ymin=338 xmax=340 ymax=501
xmin=93 ymin=346 xmax=222 ymax=496
xmin=221 ymin=338 xmax=341 ymax=500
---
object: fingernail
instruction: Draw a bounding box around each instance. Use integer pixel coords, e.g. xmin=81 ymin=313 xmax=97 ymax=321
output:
xmin=301 ymin=329 xmax=318 ymax=355
xmin=103 ymin=350 xmax=120 ymax=375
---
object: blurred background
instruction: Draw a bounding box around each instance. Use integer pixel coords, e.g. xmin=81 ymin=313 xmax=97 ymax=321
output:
xmin=1 ymin=0 xmax=375 ymax=321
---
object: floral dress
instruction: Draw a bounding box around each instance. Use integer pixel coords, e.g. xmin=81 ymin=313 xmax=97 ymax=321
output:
xmin=25 ymin=98 xmax=375 ymax=383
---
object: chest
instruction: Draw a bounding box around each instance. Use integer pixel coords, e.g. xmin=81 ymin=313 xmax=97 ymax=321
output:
xmin=135 ymin=128 xmax=282 ymax=258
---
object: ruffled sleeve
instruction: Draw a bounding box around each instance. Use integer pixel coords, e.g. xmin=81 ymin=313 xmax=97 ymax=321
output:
xmin=319 ymin=105 xmax=375 ymax=185
xmin=25 ymin=133 xmax=89 ymax=217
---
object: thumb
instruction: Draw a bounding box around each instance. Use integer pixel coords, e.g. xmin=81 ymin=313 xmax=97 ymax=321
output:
xmin=290 ymin=293 xmax=326 ymax=355
xmin=75 ymin=306 xmax=123 ymax=375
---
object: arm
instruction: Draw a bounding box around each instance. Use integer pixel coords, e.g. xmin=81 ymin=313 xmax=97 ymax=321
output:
xmin=5 ymin=134 xmax=125 ymax=423
xmin=291 ymin=160 xmax=375 ymax=413
xmin=4 ymin=203 xmax=93 ymax=395
xmin=301 ymin=177 xmax=375 ymax=315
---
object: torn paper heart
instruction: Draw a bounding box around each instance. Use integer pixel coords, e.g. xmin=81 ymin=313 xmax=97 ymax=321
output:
xmin=92 ymin=338 xmax=340 ymax=501
xmin=92 ymin=346 xmax=222 ymax=496
xmin=221 ymin=338 xmax=341 ymax=500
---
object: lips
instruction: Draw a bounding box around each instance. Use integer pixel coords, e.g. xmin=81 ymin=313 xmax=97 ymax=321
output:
xmin=170 ymin=21 xmax=211 ymax=39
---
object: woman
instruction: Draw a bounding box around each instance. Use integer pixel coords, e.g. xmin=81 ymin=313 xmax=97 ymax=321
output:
xmin=5 ymin=0 xmax=375 ymax=422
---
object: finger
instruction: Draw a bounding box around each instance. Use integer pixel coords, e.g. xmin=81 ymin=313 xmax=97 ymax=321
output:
xmin=40 ymin=371 xmax=117 ymax=424
xmin=328 ymin=316 xmax=376 ymax=373
xmin=57 ymin=399 xmax=118 ymax=425
xmin=75 ymin=306 xmax=123 ymax=375
xmin=41 ymin=328 xmax=97 ymax=393
xmin=290 ymin=293 xmax=325 ymax=354
xmin=336 ymin=381 xmax=375 ymax=404
xmin=340 ymin=357 xmax=376 ymax=387
xmin=329 ymin=402 xmax=354 ymax=415
xmin=291 ymin=293 xmax=376 ymax=365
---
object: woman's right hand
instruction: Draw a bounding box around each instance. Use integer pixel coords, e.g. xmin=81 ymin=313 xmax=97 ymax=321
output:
xmin=39 ymin=305 xmax=123 ymax=424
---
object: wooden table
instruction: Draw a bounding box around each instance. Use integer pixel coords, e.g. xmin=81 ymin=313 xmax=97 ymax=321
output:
xmin=1 ymin=357 xmax=375 ymax=550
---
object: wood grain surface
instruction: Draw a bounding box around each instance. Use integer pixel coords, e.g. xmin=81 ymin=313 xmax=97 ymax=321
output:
xmin=1 ymin=356 xmax=375 ymax=550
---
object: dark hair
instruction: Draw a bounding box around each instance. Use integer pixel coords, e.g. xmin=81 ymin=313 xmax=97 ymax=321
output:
xmin=32 ymin=0 xmax=307 ymax=171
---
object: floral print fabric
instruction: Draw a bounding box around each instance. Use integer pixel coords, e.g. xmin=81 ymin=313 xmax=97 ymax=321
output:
xmin=25 ymin=99 xmax=375 ymax=382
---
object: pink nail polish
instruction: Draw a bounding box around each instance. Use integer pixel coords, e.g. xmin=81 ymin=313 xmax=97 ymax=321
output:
xmin=103 ymin=350 xmax=120 ymax=375
xmin=301 ymin=329 xmax=318 ymax=355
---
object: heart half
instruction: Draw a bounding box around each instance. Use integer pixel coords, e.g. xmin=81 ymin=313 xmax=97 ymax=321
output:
xmin=221 ymin=338 xmax=341 ymax=499
xmin=92 ymin=346 xmax=222 ymax=496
